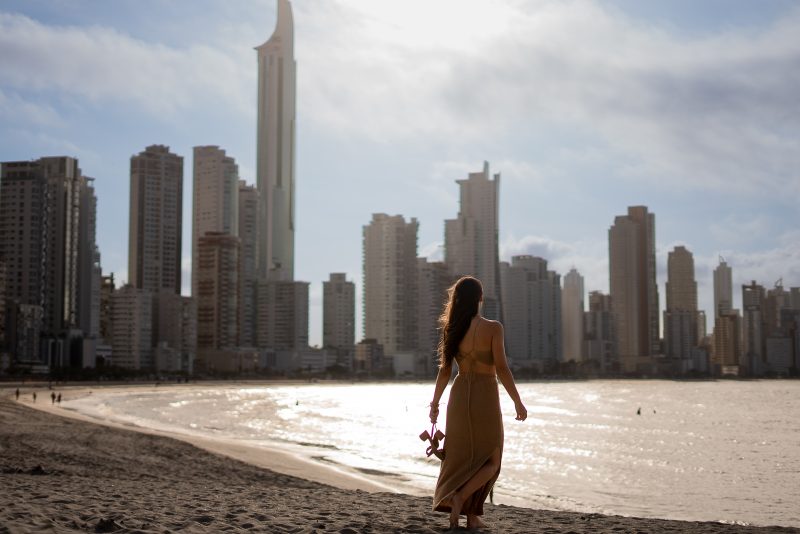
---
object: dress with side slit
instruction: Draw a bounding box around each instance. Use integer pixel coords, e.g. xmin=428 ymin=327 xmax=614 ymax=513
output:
xmin=432 ymin=321 xmax=503 ymax=516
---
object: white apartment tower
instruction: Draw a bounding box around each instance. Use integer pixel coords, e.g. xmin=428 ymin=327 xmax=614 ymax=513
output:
xmin=323 ymin=273 xmax=355 ymax=351
xmin=128 ymin=145 xmax=183 ymax=295
xmin=192 ymin=146 xmax=239 ymax=296
xmin=363 ymin=214 xmax=418 ymax=356
xmin=561 ymin=268 xmax=585 ymax=362
xmin=444 ymin=162 xmax=501 ymax=320
xmin=608 ymin=206 xmax=659 ymax=373
xmin=500 ymin=256 xmax=562 ymax=368
xmin=256 ymin=0 xmax=296 ymax=281
xmin=713 ymin=259 xmax=733 ymax=318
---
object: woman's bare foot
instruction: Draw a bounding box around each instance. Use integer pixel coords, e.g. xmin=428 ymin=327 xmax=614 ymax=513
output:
xmin=466 ymin=514 xmax=487 ymax=529
xmin=449 ymin=494 xmax=463 ymax=529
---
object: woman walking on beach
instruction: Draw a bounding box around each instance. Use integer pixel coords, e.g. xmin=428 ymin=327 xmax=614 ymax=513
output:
xmin=429 ymin=276 xmax=527 ymax=530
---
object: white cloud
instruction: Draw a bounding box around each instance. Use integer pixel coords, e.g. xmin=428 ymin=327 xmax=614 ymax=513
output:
xmin=0 ymin=12 xmax=254 ymax=118
xmin=420 ymin=240 xmax=444 ymax=261
xmin=3 ymin=3 xmax=798 ymax=197
xmin=0 ymin=89 xmax=63 ymax=126
xmin=298 ymin=0 xmax=800 ymax=195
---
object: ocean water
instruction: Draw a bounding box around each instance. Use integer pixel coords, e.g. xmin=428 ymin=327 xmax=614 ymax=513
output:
xmin=64 ymin=380 xmax=800 ymax=527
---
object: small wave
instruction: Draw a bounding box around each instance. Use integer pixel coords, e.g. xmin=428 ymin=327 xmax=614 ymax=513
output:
xmin=296 ymin=441 xmax=339 ymax=450
xmin=354 ymin=467 xmax=408 ymax=479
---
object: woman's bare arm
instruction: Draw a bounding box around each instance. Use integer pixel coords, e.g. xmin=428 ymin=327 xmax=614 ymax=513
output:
xmin=491 ymin=322 xmax=527 ymax=421
xmin=429 ymin=362 xmax=452 ymax=423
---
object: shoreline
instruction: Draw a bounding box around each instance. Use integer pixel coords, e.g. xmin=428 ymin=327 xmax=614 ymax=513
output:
xmin=13 ymin=383 xmax=405 ymax=495
xmin=2 ymin=386 xmax=798 ymax=532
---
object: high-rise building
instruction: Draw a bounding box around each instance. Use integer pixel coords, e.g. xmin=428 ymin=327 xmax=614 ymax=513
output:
xmin=608 ymin=206 xmax=659 ymax=373
xmin=362 ymin=214 xmax=418 ymax=356
xmin=110 ymin=285 xmax=153 ymax=370
xmin=742 ymin=280 xmax=766 ymax=375
xmin=789 ymin=287 xmax=800 ymax=310
xmin=0 ymin=160 xmax=47 ymax=317
xmin=5 ymin=304 xmax=44 ymax=367
xmin=153 ymin=292 xmax=196 ymax=373
xmin=584 ymin=291 xmax=616 ymax=372
xmin=128 ymin=145 xmax=183 ymax=294
xmin=75 ymin=175 xmax=102 ymax=368
xmin=196 ymin=233 xmax=240 ymax=355
xmin=99 ymin=273 xmax=115 ymax=345
xmin=664 ymin=246 xmax=701 ymax=363
xmin=323 ymin=273 xmax=355 ymax=353
xmin=500 ymin=256 xmax=562 ymax=369
xmin=713 ymin=258 xmax=733 ymax=318
xmin=561 ymin=268 xmax=585 ymax=362
xmin=416 ymin=259 xmax=453 ymax=375
xmin=0 ymin=157 xmax=82 ymax=335
xmin=256 ymin=0 xmax=296 ymax=281
xmin=764 ymin=281 xmax=789 ymax=337
xmin=444 ymin=162 xmax=501 ymax=320
xmin=1 ymin=157 xmax=100 ymax=368
xmin=237 ymin=181 xmax=259 ymax=347
xmin=77 ymin=176 xmax=101 ymax=339
xmin=191 ymin=146 xmax=239 ymax=296
xmin=354 ymin=338 xmax=385 ymax=374
xmin=256 ymin=280 xmax=308 ymax=351
xmin=712 ymin=310 xmax=742 ymax=371
xmin=666 ymin=246 xmax=697 ymax=311
xmin=0 ymin=260 xmax=6 ymax=356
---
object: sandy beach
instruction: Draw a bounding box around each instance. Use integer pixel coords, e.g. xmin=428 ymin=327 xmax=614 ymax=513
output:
xmin=1 ymin=389 xmax=798 ymax=533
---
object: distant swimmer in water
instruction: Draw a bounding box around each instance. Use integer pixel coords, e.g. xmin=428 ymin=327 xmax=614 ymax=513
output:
xmin=637 ymin=407 xmax=641 ymax=415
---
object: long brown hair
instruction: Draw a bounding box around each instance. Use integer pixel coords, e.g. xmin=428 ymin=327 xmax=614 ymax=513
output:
xmin=437 ymin=276 xmax=483 ymax=368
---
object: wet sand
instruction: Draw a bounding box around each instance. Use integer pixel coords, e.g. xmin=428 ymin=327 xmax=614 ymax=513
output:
xmin=1 ymin=390 xmax=797 ymax=533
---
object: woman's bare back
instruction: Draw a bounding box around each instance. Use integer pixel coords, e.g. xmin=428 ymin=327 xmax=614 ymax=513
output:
xmin=455 ymin=316 xmax=497 ymax=374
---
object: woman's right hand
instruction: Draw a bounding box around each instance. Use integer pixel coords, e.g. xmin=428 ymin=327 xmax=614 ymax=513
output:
xmin=429 ymin=404 xmax=440 ymax=424
xmin=514 ymin=401 xmax=527 ymax=421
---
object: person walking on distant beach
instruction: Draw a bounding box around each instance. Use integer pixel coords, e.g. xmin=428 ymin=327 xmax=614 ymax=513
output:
xmin=51 ymin=392 xmax=55 ymax=404
xmin=32 ymin=392 xmax=36 ymax=403
xmin=429 ymin=276 xmax=527 ymax=530
xmin=57 ymin=393 xmax=61 ymax=404
xmin=15 ymin=388 xmax=19 ymax=401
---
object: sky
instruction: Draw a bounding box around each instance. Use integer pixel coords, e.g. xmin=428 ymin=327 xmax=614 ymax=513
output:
xmin=1 ymin=0 xmax=798 ymax=347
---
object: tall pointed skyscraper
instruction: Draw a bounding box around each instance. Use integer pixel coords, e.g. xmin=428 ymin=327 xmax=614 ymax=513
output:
xmin=256 ymin=0 xmax=296 ymax=281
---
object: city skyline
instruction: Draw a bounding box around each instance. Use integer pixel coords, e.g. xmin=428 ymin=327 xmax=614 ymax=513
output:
xmin=1 ymin=1 xmax=799 ymax=346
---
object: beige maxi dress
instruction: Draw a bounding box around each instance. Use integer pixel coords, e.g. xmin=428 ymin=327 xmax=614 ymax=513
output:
xmin=432 ymin=326 xmax=503 ymax=516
